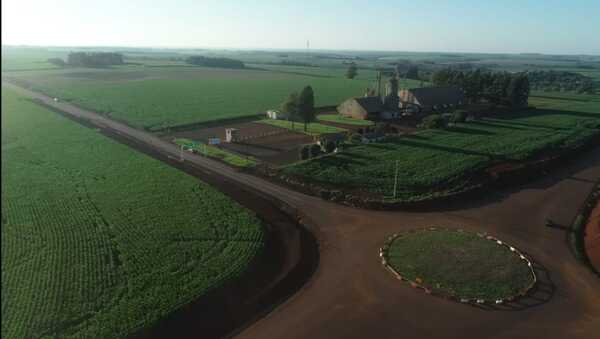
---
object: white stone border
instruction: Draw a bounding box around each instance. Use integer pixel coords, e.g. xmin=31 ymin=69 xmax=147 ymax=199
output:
xmin=380 ymin=227 xmax=537 ymax=305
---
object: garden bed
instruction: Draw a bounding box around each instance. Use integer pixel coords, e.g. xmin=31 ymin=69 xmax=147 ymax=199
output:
xmin=380 ymin=228 xmax=536 ymax=303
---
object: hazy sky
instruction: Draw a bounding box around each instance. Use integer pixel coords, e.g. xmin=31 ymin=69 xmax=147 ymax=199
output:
xmin=2 ymin=0 xmax=599 ymax=55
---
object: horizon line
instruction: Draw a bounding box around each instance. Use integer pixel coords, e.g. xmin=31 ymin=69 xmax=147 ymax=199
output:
xmin=2 ymin=44 xmax=599 ymax=57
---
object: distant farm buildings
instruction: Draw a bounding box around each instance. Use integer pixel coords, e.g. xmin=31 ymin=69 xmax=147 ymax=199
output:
xmin=399 ymin=87 xmax=465 ymax=113
xmin=337 ymin=85 xmax=465 ymax=120
xmin=337 ymin=96 xmax=384 ymax=120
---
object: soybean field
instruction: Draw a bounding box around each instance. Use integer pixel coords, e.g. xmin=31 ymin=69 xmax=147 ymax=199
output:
xmin=1 ymin=87 xmax=265 ymax=338
xmin=6 ymin=65 xmax=374 ymax=131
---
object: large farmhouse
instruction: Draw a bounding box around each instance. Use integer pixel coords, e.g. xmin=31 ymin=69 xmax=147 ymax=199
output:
xmin=399 ymin=87 xmax=465 ymax=113
xmin=337 ymin=96 xmax=383 ymax=120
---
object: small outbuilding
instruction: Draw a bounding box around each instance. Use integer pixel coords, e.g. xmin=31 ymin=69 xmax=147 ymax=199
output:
xmin=225 ymin=128 xmax=239 ymax=143
xmin=398 ymin=87 xmax=465 ymax=113
xmin=337 ymin=96 xmax=383 ymax=120
xmin=266 ymin=109 xmax=288 ymax=120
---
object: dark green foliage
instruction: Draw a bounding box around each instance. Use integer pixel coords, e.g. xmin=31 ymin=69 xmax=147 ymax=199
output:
xmin=281 ymin=91 xmax=300 ymax=126
xmin=67 ymin=52 xmax=124 ymax=67
xmin=450 ymin=110 xmax=467 ymax=123
xmin=324 ymin=140 xmax=337 ymax=153
xmin=298 ymin=86 xmax=316 ymax=132
xmin=185 ymin=55 xmax=245 ymax=69
xmin=349 ymin=133 xmax=363 ymax=144
xmin=419 ymin=114 xmax=446 ymax=129
xmin=299 ymin=145 xmax=311 ymax=160
xmin=405 ymin=65 xmax=420 ymax=80
xmin=346 ymin=62 xmax=358 ymax=79
xmin=310 ymin=144 xmax=322 ymax=158
xmin=527 ymin=70 xmax=596 ymax=93
xmin=431 ymin=69 xmax=530 ymax=107
xmin=508 ymin=74 xmax=530 ymax=108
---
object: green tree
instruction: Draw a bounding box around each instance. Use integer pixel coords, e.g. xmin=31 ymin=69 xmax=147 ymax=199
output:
xmin=406 ymin=65 xmax=420 ymax=80
xmin=346 ymin=62 xmax=358 ymax=79
xmin=508 ymin=74 xmax=530 ymax=108
xmin=280 ymin=92 xmax=299 ymax=129
xmin=297 ymin=86 xmax=316 ymax=132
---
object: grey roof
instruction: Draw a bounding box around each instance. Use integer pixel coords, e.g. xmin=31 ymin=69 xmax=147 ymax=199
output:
xmin=354 ymin=96 xmax=383 ymax=113
xmin=404 ymin=87 xmax=464 ymax=106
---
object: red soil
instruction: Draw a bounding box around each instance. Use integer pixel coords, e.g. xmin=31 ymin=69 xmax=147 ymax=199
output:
xmin=584 ymin=200 xmax=600 ymax=271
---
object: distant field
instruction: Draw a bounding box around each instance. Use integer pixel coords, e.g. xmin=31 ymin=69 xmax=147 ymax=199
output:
xmin=1 ymin=87 xmax=264 ymax=338
xmin=283 ymin=92 xmax=600 ymax=202
xmin=6 ymin=66 xmax=373 ymax=131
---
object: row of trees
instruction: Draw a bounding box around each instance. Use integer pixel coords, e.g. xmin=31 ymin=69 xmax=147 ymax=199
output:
xmin=431 ymin=69 xmax=530 ymax=108
xmin=526 ymin=70 xmax=596 ymax=93
xmin=185 ymin=55 xmax=245 ymax=69
xmin=67 ymin=52 xmax=124 ymax=67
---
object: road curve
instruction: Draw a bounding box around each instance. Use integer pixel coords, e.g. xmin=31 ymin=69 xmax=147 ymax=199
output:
xmin=4 ymin=81 xmax=600 ymax=339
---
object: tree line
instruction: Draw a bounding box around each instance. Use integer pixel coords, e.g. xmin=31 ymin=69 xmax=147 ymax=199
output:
xmin=67 ymin=52 xmax=124 ymax=67
xmin=526 ymin=70 xmax=595 ymax=93
xmin=185 ymin=56 xmax=245 ymax=69
xmin=431 ymin=69 xmax=530 ymax=108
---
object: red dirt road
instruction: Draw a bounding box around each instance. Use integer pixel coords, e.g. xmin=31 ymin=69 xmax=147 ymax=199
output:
xmin=585 ymin=201 xmax=600 ymax=271
xmin=5 ymin=81 xmax=600 ymax=339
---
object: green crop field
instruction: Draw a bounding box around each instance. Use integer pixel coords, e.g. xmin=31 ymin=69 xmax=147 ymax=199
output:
xmin=282 ymin=92 xmax=600 ymax=202
xmin=1 ymin=87 xmax=265 ymax=338
xmin=6 ymin=65 xmax=376 ymax=131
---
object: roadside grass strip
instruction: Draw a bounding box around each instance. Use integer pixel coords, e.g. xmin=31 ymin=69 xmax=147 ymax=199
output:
xmin=174 ymin=138 xmax=257 ymax=168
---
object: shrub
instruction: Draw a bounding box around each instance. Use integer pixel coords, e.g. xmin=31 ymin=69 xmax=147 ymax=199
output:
xmin=324 ymin=140 xmax=336 ymax=153
xmin=299 ymin=145 xmax=310 ymax=160
xmin=349 ymin=133 xmax=363 ymax=144
xmin=310 ymin=144 xmax=322 ymax=158
xmin=419 ymin=114 xmax=446 ymax=129
xmin=450 ymin=110 xmax=467 ymax=123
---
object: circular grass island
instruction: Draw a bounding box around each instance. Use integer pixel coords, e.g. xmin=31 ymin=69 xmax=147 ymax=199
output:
xmin=381 ymin=228 xmax=536 ymax=303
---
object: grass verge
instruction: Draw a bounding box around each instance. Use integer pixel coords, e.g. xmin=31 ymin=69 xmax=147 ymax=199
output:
xmin=174 ymin=138 xmax=257 ymax=168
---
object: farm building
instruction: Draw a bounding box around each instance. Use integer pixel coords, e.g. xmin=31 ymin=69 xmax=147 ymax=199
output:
xmin=337 ymin=96 xmax=383 ymax=120
xmin=398 ymin=87 xmax=465 ymax=113
xmin=266 ymin=109 xmax=289 ymax=120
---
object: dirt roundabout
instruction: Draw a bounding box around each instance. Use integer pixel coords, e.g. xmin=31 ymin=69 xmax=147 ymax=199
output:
xmin=380 ymin=228 xmax=536 ymax=304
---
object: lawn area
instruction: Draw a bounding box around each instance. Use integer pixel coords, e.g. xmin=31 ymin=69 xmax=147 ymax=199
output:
xmin=259 ymin=119 xmax=347 ymax=136
xmin=1 ymin=87 xmax=265 ymax=338
xmin=384 ymin=229 xmax=534 ymax=300
xmin=5 ymin=66 xmax=373 ymax=131
xmin=317 ymin=114 xmax=374 ymax=126
xmin=174 ymin=138 xmax=257 ymax=168
xmin=282 ymin=92 xmax=600 ymax=202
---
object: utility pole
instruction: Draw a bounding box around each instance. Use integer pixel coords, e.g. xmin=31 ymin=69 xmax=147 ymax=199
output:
xmin=393 ymin=160 xmax=399 ymax=199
